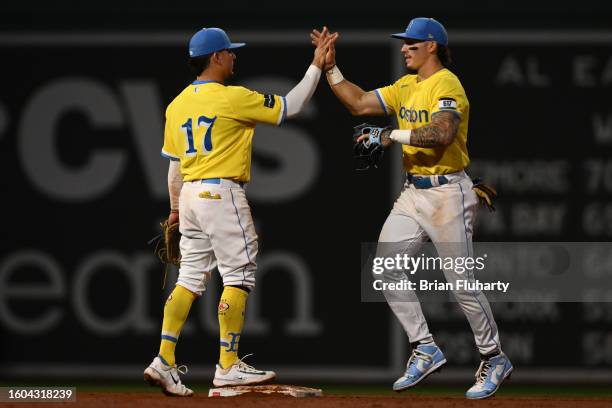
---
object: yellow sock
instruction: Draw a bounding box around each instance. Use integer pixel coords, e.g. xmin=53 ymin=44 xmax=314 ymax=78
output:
xmin=218 ymin=286 xmax=248 ymax=369
xmin=158 ymin=285 xmax=197 ymax=367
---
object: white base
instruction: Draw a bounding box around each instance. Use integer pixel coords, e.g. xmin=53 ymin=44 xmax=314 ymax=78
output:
xmin=208 ymin=385 xmax=323 ymax=398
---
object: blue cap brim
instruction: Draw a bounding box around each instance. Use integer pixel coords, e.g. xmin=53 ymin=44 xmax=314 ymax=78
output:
xmin=391 ymin=33 xmax=425 ymax=41
xmin=228 ymin=42 xmax=246 ymax=49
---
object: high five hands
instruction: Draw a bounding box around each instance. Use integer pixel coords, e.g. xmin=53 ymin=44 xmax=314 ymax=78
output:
xmin=311 ymin=26 xmax=339 ymax=71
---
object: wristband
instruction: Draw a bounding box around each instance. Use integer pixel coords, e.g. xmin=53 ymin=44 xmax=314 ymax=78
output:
xmin=326 ymin=65 xmax=344 ymax=86
xmin=390 ymin=129 xmax=412 ymax=145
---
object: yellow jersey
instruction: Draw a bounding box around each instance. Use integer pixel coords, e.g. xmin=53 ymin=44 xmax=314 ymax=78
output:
xmin=375 ymin=68 xmax=470 ymax=175
xmin=161 ymin=80 xmax=286 ymax=182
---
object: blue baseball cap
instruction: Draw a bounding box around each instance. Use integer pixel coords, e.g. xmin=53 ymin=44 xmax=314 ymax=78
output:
xmin=391 ymin=17 xmax=448 ymax=46
xmin=189 ymin=28 xmax=246 ymax=58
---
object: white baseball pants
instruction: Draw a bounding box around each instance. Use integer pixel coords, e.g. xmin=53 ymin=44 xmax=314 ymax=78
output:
xmin=177 ymin=179 xmax=258 ymax=295
xmin=377 ymin=171 xmax=501 ymax=355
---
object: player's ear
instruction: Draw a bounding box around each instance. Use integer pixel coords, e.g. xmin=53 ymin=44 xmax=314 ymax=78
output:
xmin=211 ymin=51 xmax=222 ymax=65
xmin=428 ymin=41 xmax=438 ymax=54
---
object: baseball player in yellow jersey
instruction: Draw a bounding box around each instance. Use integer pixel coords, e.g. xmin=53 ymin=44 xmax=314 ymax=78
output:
xmin=312 ymin=19 xmax=512 ymax=399
xmin=143 ymin=27 xmax=336 ymax=396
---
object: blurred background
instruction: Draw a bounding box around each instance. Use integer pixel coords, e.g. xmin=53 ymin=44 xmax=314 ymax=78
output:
xmin=1 ymin=0 xmax=611 ymax=388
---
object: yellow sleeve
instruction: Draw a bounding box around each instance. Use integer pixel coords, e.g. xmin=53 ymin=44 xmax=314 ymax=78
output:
xmin=161 ymin=107 xmax=180 ymax=161
xmin=429 ymin=77 xmax=467 ymax=119
xmin=225 ymin=86 xmax=285 ymax=125
xmin=374 ymin=79 xmax=401 ymax=115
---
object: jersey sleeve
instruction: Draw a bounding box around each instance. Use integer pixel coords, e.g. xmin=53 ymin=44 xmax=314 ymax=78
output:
xmin=374 ymin=79 xmax=401 ymax=116
xmin=161 ymin=107 xmax=180 ymax=161
xmin=429 ymin=77 xmax=468 ymax=119
xmin=225 ymin=86 xmax=286 ymax=126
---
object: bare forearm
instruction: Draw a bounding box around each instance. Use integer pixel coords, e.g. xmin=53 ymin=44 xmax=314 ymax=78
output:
xmin=328 ymin=78 xmax=369 ymax=115
xmin=406 ymin=111 xmax=459 ymax=147
xmin=410 ymin=126 xmax=450 ymax=147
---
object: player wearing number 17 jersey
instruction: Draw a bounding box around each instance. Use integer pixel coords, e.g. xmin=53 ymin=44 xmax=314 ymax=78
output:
xmin=143 ymin=27 xmax=336 ymax=397
xmin=161 ymin=74 xmax=286 ymax=182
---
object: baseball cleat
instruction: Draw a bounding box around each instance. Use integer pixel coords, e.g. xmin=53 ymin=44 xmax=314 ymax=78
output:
xmin=143 ymin=356 xmax=194 ymax=397
xmin=393 ymin=344 xmax=446 ymax=391
xmin=465 ymin=352 xmax=513 ymax=399
xmin=213 ymin=354 xmax=276 ymax=387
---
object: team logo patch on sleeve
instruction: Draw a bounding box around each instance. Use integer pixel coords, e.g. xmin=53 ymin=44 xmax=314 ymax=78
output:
xmin=263 ymin=94 xmax=275 ymax=108
xmin=438 ymin=98 xmax=457 ymax=110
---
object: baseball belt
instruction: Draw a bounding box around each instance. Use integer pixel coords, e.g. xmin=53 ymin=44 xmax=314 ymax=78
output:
xmin=407 ymin=174 xmax=449 ymax=189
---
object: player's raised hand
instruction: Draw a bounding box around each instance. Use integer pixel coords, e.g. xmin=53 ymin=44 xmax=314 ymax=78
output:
xmin=324 ymin=40 xmax=337 ymax=71
xmin=311 ymin=26 xmax=328 ymax=69
xmin=310 ymin=27 xmax=340 ymax=46
xmin=310 ymin=27 xmax=339 ymax=45
xmin=310 ymin=28 xmax=323 ymax=46
xmin=312 ymin=28 xmax=337 ymax=70
xmin=311 ymin=26 xmax=339 ymax=70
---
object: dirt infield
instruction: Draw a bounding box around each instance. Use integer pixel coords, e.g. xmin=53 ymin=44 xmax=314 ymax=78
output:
xmin=6 ymin=392 xmax=612 ymax=408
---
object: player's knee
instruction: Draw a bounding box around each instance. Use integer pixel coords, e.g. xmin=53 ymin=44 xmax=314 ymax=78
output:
xmin=177 ymin=268 xmax=209 ymax=296
xmin=226 ymin=285 xmax=252 ymax=294
xmin=220 ymin=265 xmax=256 ymax=290
xmin=222 ymin=279 xmax=255 ymax=292
xmin=176 ymin=276 xmax=205 ymax=296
